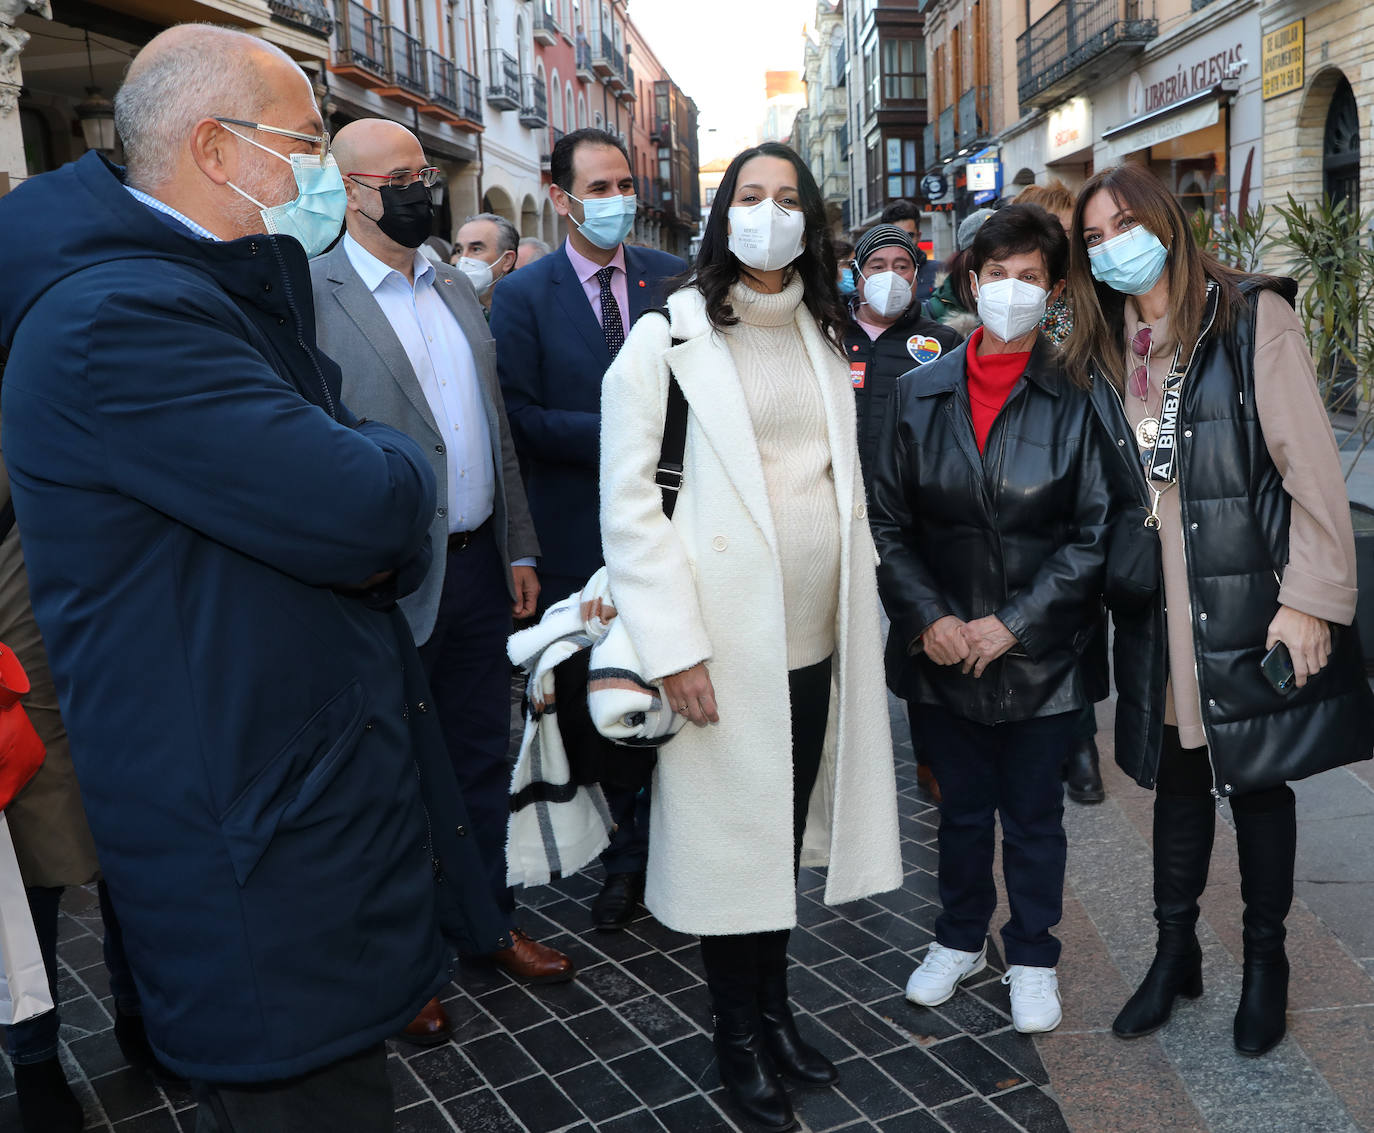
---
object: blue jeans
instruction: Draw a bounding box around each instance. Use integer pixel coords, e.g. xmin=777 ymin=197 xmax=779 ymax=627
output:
xmin=4 ymin=880 xmax=139 ymax=1064
xmin=915 ymin=706 xmax=1074 ymax=968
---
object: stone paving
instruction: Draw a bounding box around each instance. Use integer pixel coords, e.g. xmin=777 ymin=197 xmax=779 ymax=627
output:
xmin=5 ymin=690 xmax=1374 ymax=1131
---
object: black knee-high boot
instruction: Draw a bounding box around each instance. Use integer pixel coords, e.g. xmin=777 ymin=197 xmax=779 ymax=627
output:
xmin=700 ymin=934 xmax=796 ymax=1131
xmin=756 ymin=930 xmax=837 ymax=1087
xmin=1232 ymin=790 xmax=1296 ymax=1055
xmin=1113 ymin=793 xmax=1215 ymax=1038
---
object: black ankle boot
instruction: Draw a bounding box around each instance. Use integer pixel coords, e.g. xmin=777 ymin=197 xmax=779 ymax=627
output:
xmin=758 ymin=973 xmax=838 ymax=1087
xmin=1113 ymin=793 xmax=1215 ymax=1039
xmin=1233 ymin=798 xmax=1296 ymax=1056
xmin=1063 ymin=737 xmax=1105 ymax=804
xmin=712 ymin=1005 xmax=797 ymax=1131
xmin=14 ymin=1057 xmax=84 ymax=1133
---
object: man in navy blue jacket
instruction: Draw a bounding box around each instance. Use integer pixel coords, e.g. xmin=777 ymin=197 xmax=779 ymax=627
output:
xmin=0 ymin=25 xmax=506 ymax=1132
xmin=490 ymin=129 xmax=682 ymax=930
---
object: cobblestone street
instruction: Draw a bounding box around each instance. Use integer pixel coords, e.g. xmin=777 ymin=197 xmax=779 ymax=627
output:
xmin=7 ymin=689 xmax=1374 ymax=1131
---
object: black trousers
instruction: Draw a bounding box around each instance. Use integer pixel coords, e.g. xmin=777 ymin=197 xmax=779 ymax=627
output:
xmin=1156 ymin=726 xmax=1295 ymax=814
xmin=193 ymin=1044 xmax=390 ymax=1133
xmin=418 ymin=526 xmax=516 ymax=923
xmin=700 ymin=656 xmax=833 ymax=1009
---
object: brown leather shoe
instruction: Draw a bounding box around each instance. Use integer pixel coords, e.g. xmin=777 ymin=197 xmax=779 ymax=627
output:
xmin=491 ymin=928 xmax=576 ymax=985
xmin=395 ymin=996 xmax=451 ymax=1047
xmin=916 ymin=761 xmax=942 ymax=804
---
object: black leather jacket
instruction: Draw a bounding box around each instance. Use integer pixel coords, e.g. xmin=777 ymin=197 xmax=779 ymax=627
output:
xmin=870 ymin=334 xmax=1111 ymax=725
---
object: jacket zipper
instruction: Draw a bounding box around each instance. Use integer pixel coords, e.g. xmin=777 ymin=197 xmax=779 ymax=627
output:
xmin=266 ymin=238 xmax=338 ymax=419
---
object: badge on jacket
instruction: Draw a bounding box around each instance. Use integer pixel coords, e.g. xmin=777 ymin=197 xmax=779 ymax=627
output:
xmin=850 ymin=361 xmax=867 ymax=389
xmin=907 ymin=334 xmax=944 ymax=364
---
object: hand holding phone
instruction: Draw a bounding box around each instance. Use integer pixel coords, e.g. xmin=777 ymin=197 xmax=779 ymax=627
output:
xmin=1260 ymin=641 xmax=1297 ymax=697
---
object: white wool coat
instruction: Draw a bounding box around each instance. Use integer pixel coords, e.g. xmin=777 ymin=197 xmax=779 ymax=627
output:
xmin=599 ymin=285 xmax=904 ymax=935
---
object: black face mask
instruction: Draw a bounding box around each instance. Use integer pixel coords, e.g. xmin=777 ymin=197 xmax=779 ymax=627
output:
xmin=374 ymin=181 xmax=434 ymax=248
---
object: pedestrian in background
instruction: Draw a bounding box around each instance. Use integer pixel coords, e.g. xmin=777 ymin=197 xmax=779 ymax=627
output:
xmin=843 ymin=222 xmax=962 ymax=804
xmin=0 ymin=25 xmax=506 ymax=1130
xmin=491 ymin=128 xmax=684 ymax=933
xmin=880 ymin=199 xmax=938 ymax=303
xmin=1069 ymin=163 xmax=1374 ymax=1056
xmin=1014 ymin=181 xmax=1075 ymax=345
xmin=516 ymin=236 xmax=552 ymax=268
xmin=599 ymin=141 xmax=902 ymax=1131
xmin=922 ymin=207 xmax=992 ymax=335
xmin=452 ymin=211 xmax=520 ymax=314
xmin=311 ymin=119 xmax=570 ymax=1036
xmin=870 ymin=203 xmax=1111 ymax=1035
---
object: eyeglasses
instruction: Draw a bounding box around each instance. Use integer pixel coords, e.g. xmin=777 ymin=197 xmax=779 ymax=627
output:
xmin=1129 ymin=325 xmax=1153 ymax=400
xmin=346 ymin=167 xmax=442 ymax=191
xmin=214 ymin=117 xmax=330 ymax=165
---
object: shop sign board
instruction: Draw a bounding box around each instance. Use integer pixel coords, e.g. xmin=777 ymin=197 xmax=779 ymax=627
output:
xmin=1261 ymin=19 xmax=1304 ymax=100
xmin=1046 ymin=98 xmax=1092 ymax=162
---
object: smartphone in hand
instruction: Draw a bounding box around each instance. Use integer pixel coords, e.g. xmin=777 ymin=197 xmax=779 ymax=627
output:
xmin=1260 ymin=641 xmax=1297 ymax=696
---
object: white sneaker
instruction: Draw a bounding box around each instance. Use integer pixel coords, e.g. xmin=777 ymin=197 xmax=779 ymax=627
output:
xmin=1002 ymin=965 xmax=1062 ymax=1033
xmin=904 ymin=942 xmax=988 ymax=1007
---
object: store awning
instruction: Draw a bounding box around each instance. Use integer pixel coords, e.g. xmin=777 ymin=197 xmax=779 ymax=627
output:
xmin=1101 ymin=83 xmax=1233 ymax=160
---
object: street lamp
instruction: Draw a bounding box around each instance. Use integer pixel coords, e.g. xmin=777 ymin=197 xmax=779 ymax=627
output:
xmin=75 ymin=31 xmax=117 ymax=153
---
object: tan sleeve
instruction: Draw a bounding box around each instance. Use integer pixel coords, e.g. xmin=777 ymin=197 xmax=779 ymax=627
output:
xmin=1251 ymin=289 xmax=1358 ymax=625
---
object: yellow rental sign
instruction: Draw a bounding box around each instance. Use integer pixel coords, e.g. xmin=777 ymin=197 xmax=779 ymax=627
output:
xmin=1262 ymin=19 xmax=1304 ymax=100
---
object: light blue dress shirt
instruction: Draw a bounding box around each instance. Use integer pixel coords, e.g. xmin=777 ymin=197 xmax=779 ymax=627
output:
xmin=343 ymin=233 xmax=496 ymax=536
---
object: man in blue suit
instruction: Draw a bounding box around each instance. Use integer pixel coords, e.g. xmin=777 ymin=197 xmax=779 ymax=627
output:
xmin=490 ymin=128 xmax=683 ymax=930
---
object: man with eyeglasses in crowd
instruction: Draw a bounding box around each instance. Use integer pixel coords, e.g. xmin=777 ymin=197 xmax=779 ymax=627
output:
xmin=0 ymin=25 xmax=507 ymax=1132
xmin=311 ymin=120 xmax=572 ymax=1041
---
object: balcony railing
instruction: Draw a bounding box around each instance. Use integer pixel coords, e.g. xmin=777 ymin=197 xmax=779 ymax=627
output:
xmin=653 ymin=116 xmax=672 ymax=147
xmin=386 ymin=26 xmax=427 ymax=98
xmin=575 ymin=35 xmax=595 ymax=80
xmin=268 ymin=0 xmax=331 ymax=36
xmin=457 ymin=67 xmax=483 ymax=124
xmin=335 ymin=0 xmax=385 ymax=77
xmin=426 ymin=51 xmax=457 ymax=111
xmin=620 ymin=64 xmax=635 ymax=100
xmin=938 ymin=105 xmax=954 ymax=157
xmin=533 ymin=3 xmax=559 ymax=44
xmin=957 ymin=86 xmax=987 ymax=148
xmin=519 ymin=74 xmax=548 ymax=127
xmin=487 ymin=49 xmax=520 ymax=110
xmin=1017 ymin=0 xmax=1157 ymax=107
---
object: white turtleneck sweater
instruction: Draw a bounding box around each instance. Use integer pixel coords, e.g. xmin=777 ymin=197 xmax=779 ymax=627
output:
xmin=726 ymin=277 xmax=840 ymax=670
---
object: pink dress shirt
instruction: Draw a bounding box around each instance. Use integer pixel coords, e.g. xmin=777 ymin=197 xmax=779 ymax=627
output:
xmin=563 ymin=239 xmax=629 ymax=333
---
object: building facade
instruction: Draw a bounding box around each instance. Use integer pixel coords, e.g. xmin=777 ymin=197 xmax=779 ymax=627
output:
xmin=797 ymin=0 xmax=851 ymax=235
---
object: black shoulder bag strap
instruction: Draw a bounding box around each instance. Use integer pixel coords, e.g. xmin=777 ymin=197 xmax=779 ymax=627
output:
xmin=645 ymin=307 xmax=688 ymax=519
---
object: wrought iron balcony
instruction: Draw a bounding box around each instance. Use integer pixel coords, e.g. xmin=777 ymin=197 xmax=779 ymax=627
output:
xmin=268 ymin=0 xmax=331 ymax=36
xmin=457 ymin=68 xmax=483 ymax=125
xmin=519 ymin=74 xmax=548 ymax=127
xmin=592 ymin=31 xmax=615 ymax=76
xmin=425 ymin=51 xmax=458 ymax=112
xmin=334 ymin=0 xmax=386 ymax=80
xmin=533 ymin=3 xmax=559 ymax=45
xmin=1017 ymin=0 xmax=1157 ymax=108
xmin=487 ymin=49 xmax=520 ymax=110
xmin=575 ymin=35 xmax=595 ymax=81
xmin=620 ymin=64 xmax=636 ymax=101
xmin=385 ymin=26 xmax=427 ymax=99
xmin=956 ymin=86 xmax=987 ymax=148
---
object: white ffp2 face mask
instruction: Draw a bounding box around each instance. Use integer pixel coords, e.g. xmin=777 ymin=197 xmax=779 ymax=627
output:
xmin=727 ymin=199 xmax=806 ymax=272
xmin=973 ymin=276 xmax=1048 ymax=343
xmin=858 ymin=268 xmax=913 ymax=319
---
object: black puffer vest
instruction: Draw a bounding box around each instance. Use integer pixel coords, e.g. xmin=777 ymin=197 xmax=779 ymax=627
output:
xmin=1090 ymin=279 xmax=1374 ymax=795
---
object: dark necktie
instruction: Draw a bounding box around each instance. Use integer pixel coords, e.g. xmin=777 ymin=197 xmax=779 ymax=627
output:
xmin=596 ymin=266 xmax=625 ymax=358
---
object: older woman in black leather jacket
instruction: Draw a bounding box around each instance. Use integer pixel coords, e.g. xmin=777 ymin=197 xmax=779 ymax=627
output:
xmin=869 ymin=204 xmax=1111 ymax=1035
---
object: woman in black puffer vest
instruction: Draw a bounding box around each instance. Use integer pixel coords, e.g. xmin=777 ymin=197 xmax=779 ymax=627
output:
xmin=1065 ymin=164 xmax=1374 ymax=1057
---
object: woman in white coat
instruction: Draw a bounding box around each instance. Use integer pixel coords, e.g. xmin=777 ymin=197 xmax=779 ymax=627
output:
xmin=599 ymin=143 xmax=903 ymax=1132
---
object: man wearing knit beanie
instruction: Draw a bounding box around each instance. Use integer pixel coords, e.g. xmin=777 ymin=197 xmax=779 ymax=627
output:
xmin=844 ymin=223 xmax=963 ymax=806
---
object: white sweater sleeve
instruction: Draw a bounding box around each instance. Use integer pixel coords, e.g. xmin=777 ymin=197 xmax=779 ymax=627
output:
xmin=599 ymin=313 xmax=714 ymax=681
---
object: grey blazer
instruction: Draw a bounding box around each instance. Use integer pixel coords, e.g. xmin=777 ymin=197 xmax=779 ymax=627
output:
xmin=310 ymin=241 xmax=539 ymax=646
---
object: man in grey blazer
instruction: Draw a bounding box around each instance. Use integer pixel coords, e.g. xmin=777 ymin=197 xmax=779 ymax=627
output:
xmin=311 ymin=121 xmax=573 ymax=1044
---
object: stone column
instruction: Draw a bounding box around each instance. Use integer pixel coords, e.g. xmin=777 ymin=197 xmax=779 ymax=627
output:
xmin=0 ymin=0 xmax=51 ymax=193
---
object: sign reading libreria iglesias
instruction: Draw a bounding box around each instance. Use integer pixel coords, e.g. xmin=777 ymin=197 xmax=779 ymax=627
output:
xmin=1262 ymin=19 xmax=1304 ymax=101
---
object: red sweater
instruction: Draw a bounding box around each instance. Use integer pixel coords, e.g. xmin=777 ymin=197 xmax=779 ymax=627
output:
xmin=965 ymin=327 xmax=1030 ymax=454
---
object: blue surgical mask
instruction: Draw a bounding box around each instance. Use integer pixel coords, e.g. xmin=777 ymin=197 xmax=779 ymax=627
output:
xmin=1088 ymin=225 xmax=1168 ymax=295
xmin=838 ymin=267 xmax=857 ymax=296
xmin=223 ymin=125 xmax=347 ymax=257
xmin=566 ymin=191 xmax=637 ymax=250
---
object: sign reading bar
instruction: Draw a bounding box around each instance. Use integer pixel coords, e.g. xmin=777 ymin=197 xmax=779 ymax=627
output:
xmin=1262 ymin=19 xmax=1304 ymax=101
